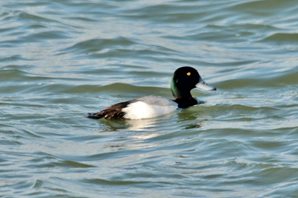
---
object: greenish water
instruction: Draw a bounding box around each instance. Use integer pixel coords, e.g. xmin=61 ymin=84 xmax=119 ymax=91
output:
xmin=1 ymin=0 xmax=298 ymax=197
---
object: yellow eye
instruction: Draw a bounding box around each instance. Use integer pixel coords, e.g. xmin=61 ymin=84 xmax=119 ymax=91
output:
xmin=186 ymin=72 xmax=191 ymax=76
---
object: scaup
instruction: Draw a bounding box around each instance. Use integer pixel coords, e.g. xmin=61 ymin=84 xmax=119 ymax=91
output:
xmin=88 ymin=66 xmax=216 ymax=120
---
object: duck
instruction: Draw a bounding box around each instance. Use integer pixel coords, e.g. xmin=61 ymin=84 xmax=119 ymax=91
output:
xmin=88 ymin=66 xmax=216 ymax=120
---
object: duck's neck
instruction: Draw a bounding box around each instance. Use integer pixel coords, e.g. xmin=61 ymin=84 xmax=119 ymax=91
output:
xmin=171 ymin=81 xmax=197 ymax=108
xmin=174 ymin=97 xmax=198 ymax=108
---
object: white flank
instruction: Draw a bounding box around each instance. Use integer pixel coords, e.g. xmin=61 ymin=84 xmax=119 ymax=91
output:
xmin=123 ymin=96 xmax=177 ymax=120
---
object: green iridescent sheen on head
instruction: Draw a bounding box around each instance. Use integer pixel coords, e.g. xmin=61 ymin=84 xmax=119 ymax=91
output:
xmin=171 ymin=77 xmax=180 ymax=98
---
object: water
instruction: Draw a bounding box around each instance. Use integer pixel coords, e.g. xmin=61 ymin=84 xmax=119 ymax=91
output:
xmin=1 ymin=0 xmax=298 ymax=197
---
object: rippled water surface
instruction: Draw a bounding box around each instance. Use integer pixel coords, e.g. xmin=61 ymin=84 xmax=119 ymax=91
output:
xmin=1 ymin=0 xmax=298 ymax=197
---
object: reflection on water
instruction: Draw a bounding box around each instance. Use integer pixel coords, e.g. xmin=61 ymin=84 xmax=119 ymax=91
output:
xmin=126 ymin=118 xmax=159 ymax=131
xmin=99 ymin=113 xmax=174 ymax=131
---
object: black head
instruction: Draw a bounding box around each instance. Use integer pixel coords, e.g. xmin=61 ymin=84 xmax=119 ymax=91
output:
xmin=172 ymin=66 xmax=201 ymax=94
xmin=171 ymin=66 xmax=216 ymax=108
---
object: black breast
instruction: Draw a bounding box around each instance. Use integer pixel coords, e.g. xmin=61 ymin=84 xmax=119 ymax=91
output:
xmin=174 ymin=98 xmax=198 ymax=108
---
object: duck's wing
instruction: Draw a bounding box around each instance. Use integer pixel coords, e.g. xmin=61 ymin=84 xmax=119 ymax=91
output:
xmin=87 ymin=100 xmax=133 ymax=119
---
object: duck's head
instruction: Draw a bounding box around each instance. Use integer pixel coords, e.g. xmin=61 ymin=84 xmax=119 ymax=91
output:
xmin=171 ymin=66 xmax=216 ymax=107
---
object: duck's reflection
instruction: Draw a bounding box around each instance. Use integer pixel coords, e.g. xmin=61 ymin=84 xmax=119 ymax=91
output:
xmin=126 ymin=118 xmax=157 ymax=131
xmin=100 ymin=116 xmax=161 ymax=131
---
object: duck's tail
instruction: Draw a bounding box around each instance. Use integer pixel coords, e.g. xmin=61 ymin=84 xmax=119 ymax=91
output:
xmin=87 ymin=112 xmax=104 ymax=119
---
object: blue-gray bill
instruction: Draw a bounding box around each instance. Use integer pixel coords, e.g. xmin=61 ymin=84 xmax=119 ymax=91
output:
xmin=196 ymin=80 xmax=216 ymax=91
